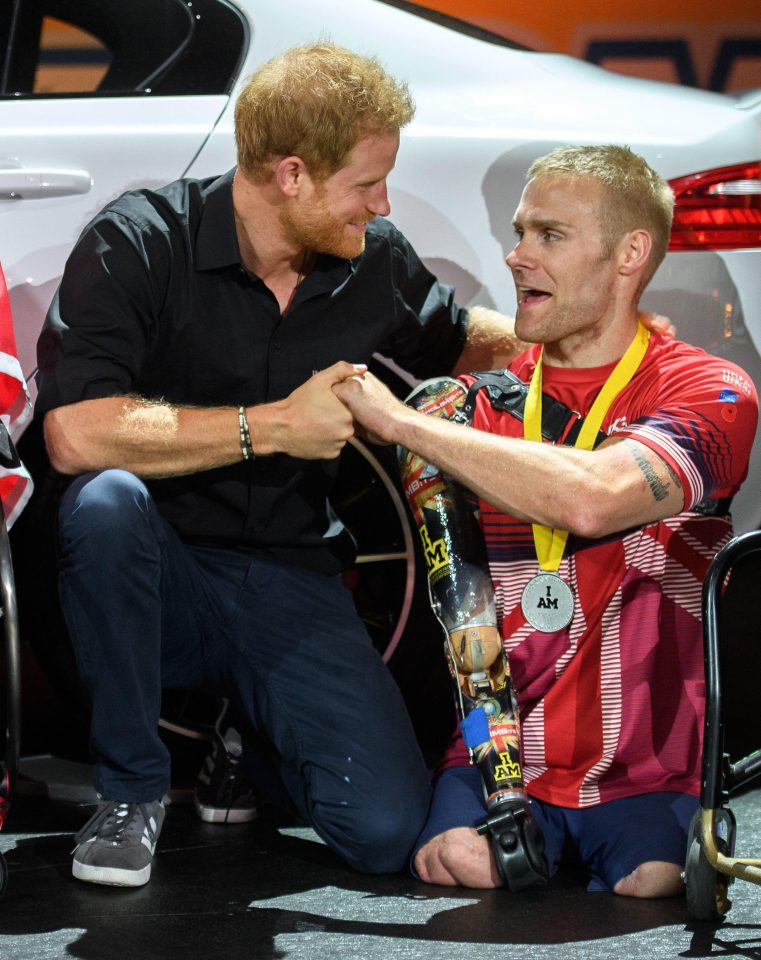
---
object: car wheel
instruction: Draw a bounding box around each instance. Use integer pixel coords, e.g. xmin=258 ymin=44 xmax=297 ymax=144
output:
xmin=332 ymin=437 xmax=416 ymax=663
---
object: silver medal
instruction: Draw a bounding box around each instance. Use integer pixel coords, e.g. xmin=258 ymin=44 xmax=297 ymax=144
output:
xmin=521 ymin=573 xmax=575 ymax=632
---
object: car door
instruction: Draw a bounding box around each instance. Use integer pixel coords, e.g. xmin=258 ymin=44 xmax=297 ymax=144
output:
xmin=0 ymin=0 xmax=248 ymax=396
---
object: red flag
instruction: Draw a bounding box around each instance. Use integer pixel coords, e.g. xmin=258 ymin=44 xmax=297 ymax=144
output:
xmin=0 ymin=262 xmax=33 ymax=528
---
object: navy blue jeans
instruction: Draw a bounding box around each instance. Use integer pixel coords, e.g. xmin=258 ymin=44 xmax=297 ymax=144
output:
xmin=57 ymin=469 xmax=431 ymax=873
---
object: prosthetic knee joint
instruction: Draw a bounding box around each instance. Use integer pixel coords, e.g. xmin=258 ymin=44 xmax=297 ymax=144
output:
xmin=399 ymin=377 xmax=547 ymax=891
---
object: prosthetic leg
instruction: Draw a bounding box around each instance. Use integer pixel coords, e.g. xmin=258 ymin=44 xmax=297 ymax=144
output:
xmin=399 ymin=378 xmax=547 ymax=891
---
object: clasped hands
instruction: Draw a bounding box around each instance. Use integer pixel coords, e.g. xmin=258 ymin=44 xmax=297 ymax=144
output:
xmin=331 ymin=364 xmax=404 ymax=447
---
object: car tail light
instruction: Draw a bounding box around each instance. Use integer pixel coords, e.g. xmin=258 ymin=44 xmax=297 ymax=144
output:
xmin=668 ymin=162 xmax=761 ymax=250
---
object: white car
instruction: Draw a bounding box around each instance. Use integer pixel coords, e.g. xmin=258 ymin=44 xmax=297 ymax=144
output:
xmin=1 ymin=0 xmax=760 ymax=678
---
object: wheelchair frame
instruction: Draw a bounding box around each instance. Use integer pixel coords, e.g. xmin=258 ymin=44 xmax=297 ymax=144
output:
xmin=685 ymin=529 xmax=761 ymax=920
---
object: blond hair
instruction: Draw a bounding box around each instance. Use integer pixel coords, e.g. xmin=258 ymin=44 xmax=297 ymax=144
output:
xmin=235 ymin=43 xmax=415 ymax=182
xmin=528 ymin=145 xmax=674 ymax=285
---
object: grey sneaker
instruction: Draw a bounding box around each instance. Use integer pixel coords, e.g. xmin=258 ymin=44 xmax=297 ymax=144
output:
xmin=72 ymin=799 xmax=165 ymax=887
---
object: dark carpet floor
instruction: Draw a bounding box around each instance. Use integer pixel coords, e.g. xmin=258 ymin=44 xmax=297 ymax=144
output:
xmin=1 ymin=755 xmax=759 ymax=960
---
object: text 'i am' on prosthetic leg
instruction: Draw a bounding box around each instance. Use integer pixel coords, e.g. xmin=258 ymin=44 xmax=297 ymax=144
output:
xmin=399 ymin=377 xmax=547 ymax=891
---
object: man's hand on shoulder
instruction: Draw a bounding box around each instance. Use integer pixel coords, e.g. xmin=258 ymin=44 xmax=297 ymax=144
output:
xmin=452 ymin=306 xmax=524 ymax=376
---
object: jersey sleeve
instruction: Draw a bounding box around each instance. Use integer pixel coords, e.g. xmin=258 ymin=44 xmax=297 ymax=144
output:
xmin=612 ymin=354 xmax=758 ymax=508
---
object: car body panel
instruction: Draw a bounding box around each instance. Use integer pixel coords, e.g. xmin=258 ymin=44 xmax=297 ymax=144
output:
xmin=0 ymin=94 xmax=229 ymax=382
xmin=1 ymin=0 xmax=759 ymax=526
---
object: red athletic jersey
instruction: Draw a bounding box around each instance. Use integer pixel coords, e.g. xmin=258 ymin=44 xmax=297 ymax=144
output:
xmin=444 ymin=333 xmax=758 ymax=807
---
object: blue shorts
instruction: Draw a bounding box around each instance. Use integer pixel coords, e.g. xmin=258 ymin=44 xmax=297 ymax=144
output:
xmin=413 ymin=765 xmax=698 ymax=891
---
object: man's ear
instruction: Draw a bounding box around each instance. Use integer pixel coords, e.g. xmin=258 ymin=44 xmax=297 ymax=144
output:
xmin=618 ymin=229 xmax=653 ymax=277
xmin=275 ymin=156 xmax=307 ymax=197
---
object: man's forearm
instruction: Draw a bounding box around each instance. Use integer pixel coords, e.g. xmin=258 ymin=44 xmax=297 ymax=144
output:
xmin=451 ymin=306 xmax=527 ymax=376
xmin=335 ymin=367 xmax=684 ymax=539
xmin=43 ymin=396 xmax=262 ymax=478
xmin=393 ymin=407 xmax=596 ymax=532
xmin=391 ymin=405 xmax=683 ymax=540
xmin=44 ymin=361 xmax=363 ymax=477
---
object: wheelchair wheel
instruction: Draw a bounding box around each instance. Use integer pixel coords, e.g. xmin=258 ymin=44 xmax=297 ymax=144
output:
xmin=685 ymin=807 xmax=736 ymax=921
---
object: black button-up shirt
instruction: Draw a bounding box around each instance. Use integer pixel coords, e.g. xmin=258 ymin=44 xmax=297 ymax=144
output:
xmin=36 ymin=169 xmax=468 ymax=573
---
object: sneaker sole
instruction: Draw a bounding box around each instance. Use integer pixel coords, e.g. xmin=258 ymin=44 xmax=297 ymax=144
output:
xmin=73 ymin=860 xmax=152 ymax=887
xmin=194 ymin=800 xmax=258 ymax=824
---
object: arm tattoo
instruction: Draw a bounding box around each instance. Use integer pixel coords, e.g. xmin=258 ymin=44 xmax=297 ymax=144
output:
xmin=626 ymin=441 xmax=682 ymax=503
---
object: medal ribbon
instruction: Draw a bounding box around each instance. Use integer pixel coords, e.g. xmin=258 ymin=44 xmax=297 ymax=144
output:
xmin=524 ymin=320 xmax=650 ymax=572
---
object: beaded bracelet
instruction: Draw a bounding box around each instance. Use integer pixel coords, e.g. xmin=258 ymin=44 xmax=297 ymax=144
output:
xmin=238 ymin=405 xmax=254 ymax=460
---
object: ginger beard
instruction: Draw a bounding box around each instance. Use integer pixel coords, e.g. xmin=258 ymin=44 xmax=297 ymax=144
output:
xmin=280 ymin=181 xmax=372 ymax=261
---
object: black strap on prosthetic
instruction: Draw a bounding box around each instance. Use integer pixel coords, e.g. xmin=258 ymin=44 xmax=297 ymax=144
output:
xmin=460 ymin=370 xmax=732 ymax=516
xmin=475 ymin=802 xmax=548 ymax=891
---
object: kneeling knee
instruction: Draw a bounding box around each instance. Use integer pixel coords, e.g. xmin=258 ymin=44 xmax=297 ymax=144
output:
xmin=345 ymin=809 xmax=421 ymax=875
xmin=315 ymin=799 xmax=423 ymax=875
xmin=60 ymin=470 xmax=155 ymax=544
